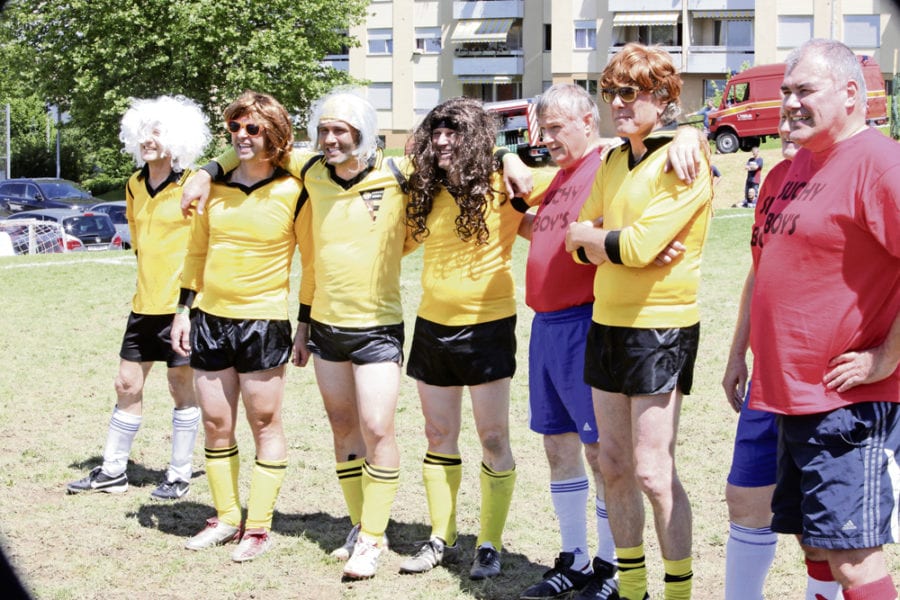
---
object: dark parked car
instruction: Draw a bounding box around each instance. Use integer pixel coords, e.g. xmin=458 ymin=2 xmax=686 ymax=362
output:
xmin=6 ymin=209 xmax=123 ymax=252
xmin=0 ymin=178 xmax=94 ymax=216
xmin=89 ymin=201 xmax=131 ymax=249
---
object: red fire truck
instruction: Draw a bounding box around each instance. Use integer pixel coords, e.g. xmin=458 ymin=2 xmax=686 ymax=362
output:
xmin=484 ymin=98 xmax=551 ymax=166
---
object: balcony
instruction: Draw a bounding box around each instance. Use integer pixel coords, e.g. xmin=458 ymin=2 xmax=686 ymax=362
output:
xmin=453 ymin=53 xmax=524 ymax=77
xmin=453 ymin=1 xmax=524 ymax=20
xmin=608 ymin=0 xmax=683 ymax=11
xmin=687 ymin=0 xmax=755 ymax=10
xmin=685 ymin=46 xmax=754 ymax=73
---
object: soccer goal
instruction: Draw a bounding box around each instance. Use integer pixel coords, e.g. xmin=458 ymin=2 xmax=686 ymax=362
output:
xmin=0 ymin=219 xmax=68 ymax=255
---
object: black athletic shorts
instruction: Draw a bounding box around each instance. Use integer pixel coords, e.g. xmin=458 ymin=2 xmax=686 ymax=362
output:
xmin=308 ymin=320 xmax=404 ymax=365
xmin=407 ymin=315 xmax=516 ymax=387
xmin=119 ymin=311 xmax=190 ymax=368
xmin=584 ymin=322 xmax=700 ymax=395
xmin=189 ymin=310 xmax=292 ymax=373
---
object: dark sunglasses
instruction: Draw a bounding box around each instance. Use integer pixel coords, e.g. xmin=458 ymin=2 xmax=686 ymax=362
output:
xmin=227 ymin=120 xmax=263 ymax=137
xmin=600 ymin=87 xmax=640 ymax=104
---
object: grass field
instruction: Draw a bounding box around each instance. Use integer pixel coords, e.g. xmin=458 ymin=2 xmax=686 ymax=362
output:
xmin=0 ymin=146 xmax=897 ymax=599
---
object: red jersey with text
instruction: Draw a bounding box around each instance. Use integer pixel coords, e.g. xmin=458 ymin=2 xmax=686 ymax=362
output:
xmin=749 ymin=128 xmax=900 ymax=415
xmin=525 ymin=146 xmax=605 ymax=313
xmin=749 ymin=158 xmax=792 ymax=267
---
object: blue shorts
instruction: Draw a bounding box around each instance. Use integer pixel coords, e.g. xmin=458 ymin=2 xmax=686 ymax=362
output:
xmin=772 ymin=401 xmax=900 ymax=549
xmin=727 ymin=384 xmax=779 ymax=487
xmin=528 ymin=304 xmax=598 ymax=443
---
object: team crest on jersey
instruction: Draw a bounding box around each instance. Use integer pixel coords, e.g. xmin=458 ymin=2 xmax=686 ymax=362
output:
xmin=360 ymin=189 xmax=384 ymax=221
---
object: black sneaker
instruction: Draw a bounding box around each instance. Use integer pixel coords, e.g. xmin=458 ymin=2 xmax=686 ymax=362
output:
xmin=520 ymin=552 xmax=593 ymax=598
xmin=150 ymin=478 xmax=189 ymax=500
xmin=469 ymin=544 xmax=501 ymax=580
xmin=66 ymin=466 xmax=128 ymax=495
xmin=574 ymin=557 xmax=619 ymax=600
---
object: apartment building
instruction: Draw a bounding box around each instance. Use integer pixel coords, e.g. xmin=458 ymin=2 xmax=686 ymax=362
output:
xmin=330 ymin=0 xmax=899 ymax=145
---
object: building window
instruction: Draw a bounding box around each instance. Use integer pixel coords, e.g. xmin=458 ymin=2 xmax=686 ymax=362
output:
xmin=574 ymin=79 xmax=598 ymax=96
xmin=843 ymin=15 xmax=880 ymax=48
xmin=368 ymin=83 xmax=393 ymax=110
xmin=544 ymin=24 xmax=552 ymax=51
xmin=715 ymin=20 xmax=752 ymax=46
xmin=367 ymin=28 xmax=394 ymax=55
xmin=414 ymin=83 xmax=441 ymax=116
xmin=777 ymin=16 xmax=813 ymax=48
xmin=415 ymin=27 xmax=442 ymax=54
xmin=461 ymin=82 xmax=522 ymax=103
xmin=574 ymin=20 xmax=597 ymax=50
xmin=613 ymin=24 xmax=680 ymax=47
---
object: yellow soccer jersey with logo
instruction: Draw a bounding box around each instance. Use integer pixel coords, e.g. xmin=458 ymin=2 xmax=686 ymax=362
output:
xmin=126 ymin=167 xmax=193 ymax=315
xmin=181 ymin=170 xmax=302 ymax=320
xmin=415 ymin=170 xmax=550 ymax=327
xmin=576 ymin=132 xmax=712 ymax=328
xmin=295 ymin=152 xmax=417 ymax=328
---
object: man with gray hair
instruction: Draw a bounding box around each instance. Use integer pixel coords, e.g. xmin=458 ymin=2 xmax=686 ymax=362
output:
xmin=748 ymin=38 xmax=900 ymax=599
xmin=518 ymin=83 xmax=701 ymax=600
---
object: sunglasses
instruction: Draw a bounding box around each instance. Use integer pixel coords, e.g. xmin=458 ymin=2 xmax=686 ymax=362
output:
xmin=227 ymin=120 xmax=263 ymax=137
xmin=600 ymin=87 xmax=640 ymax=104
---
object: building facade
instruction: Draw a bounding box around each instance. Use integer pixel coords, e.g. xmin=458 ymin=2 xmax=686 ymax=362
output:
xmin=332 ymin=0 xmax=899 ymax=145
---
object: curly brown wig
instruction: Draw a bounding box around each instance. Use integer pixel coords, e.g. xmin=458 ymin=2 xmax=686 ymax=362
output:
xmin=223 ymin=90 xmax=294 ymax=167
xmin=406 ymin=96 xmax=500 ymax=244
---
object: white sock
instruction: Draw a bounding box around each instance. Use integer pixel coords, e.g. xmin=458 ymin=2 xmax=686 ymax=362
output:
xmin=102 ymin=407 xmax=141 ymax=477
xmin=724 ymin=522 xmax=777 ymax=600
xmin=806 ymin=579 xmax=843 ymax=600
xmin=167 ymin=406 xmax=200 ymax=482
xmin=550 ymin=476 xmax=590 ymax=569
xmin=594 ymin=496 xmax=616 ymax=566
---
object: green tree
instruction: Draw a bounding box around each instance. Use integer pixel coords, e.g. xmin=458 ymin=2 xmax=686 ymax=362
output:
xmin=1 ymin=0 xmax=366 ymax=178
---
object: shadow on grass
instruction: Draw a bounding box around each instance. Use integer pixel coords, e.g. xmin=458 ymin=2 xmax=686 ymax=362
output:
xmin=130 ymin=502 xmax=547 ymax=600
xmin=67 ymin=455 xmax=205 ymax=490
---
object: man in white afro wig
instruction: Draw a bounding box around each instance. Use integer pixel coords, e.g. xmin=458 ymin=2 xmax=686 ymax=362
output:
xmin=307 ymin=87 xmax=379 ymax=165
xmin=67 ymin=95 xmax=211 ymax=502
xmin=119 ymin=95 xmax=211 ymax=170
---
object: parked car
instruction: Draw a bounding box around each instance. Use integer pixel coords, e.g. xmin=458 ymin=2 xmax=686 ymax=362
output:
xmin=89 ymin=201 xmax=131 ymax=249
xmin=5 ymin=209 xmax=123 ymax=251
xmin=0 ymin=178 xmax=94 ymax=216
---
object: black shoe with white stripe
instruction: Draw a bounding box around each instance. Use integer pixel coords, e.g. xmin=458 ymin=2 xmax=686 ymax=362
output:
xmin=519 ymin=552 xmax=593 ymax=598
xmin=573 ymin=557 xmax=620 ymax=600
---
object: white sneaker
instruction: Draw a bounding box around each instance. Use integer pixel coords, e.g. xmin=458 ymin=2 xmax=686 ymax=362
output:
xmin=184 ymin=517 xmax=241 ymax=550
xmin=342 ymin=534 xmax=385 ymax=579
xmin=231 ymin=528 xmax=273 ymax=562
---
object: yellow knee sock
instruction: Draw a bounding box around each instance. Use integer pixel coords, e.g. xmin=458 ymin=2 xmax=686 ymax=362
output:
xmin=245 ymin=457 xmax=287 ymax=530
xmin=617 ymin=544 xmax=648 ymax=600
xmin=205 ymin=445 xmax=242 ymax=527
xmin=422 ymin=452 xmax=462 ymax=545
xmin=359 ymin=461 xmax=399 ymax=540
xmin=663 ymin=556 xmax=693 ymax=600
xmin=477 ymin=462 xmax=516 ymax=550
xmin=336 ymin=457 xmax=365 ymax=526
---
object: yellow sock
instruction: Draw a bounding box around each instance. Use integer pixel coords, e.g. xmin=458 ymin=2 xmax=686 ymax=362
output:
xmin=663 ymin=556 xmax=693 ymax=600
xmin=336 ymin=457 xmax=365 ymax=526
xmin=422 ymin=452 xmax=462 ymax=545
xmin=245 ymin=458 xmax=287 ymax=530
xmin=205 ymin=445 xmax=242 ymax=527
xmin=617 ymin=544 xmax=648 ymax=600
xmin=359 ymin=461 xmax=399 ymax=540
xmin=477 ymin=462 xmax=516 ymax=550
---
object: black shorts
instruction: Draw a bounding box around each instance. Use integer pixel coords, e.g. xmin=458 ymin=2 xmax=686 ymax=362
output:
xmin=584 ymin=322 xmax=699 ymax=395
xmin=407 ymin=315 xmax=516 ymax=387
xmin=119 ymin=311 xmax=190 ymax=368
xmin=190 ymin=310 xmax=292 ymax=374
xmin=308 ymin=320 xmax=404 ymax=365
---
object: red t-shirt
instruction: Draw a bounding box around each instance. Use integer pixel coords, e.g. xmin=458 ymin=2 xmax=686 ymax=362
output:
xmin=749 ymin=158 xmax=792 ymax=268
xmin=525 ymin=146 xmax=605 ymax=313
xmin=749 ymin=128 xmax=900 ymax=415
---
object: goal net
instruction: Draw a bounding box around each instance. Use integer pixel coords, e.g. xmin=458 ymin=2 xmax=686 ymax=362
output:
xmin=0 ymin=219 xmax=67 ymax=255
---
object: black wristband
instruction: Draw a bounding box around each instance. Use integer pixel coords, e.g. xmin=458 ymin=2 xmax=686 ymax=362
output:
xmin=297 ymin=304 xmax=311 ymax=324
xmin=178 ymin=288 xmax=197 ymax=309
xmin=605 ymin=230 xmax=623 ymax=264
xmin=200 ymin=161 xmax=223 ymax=180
